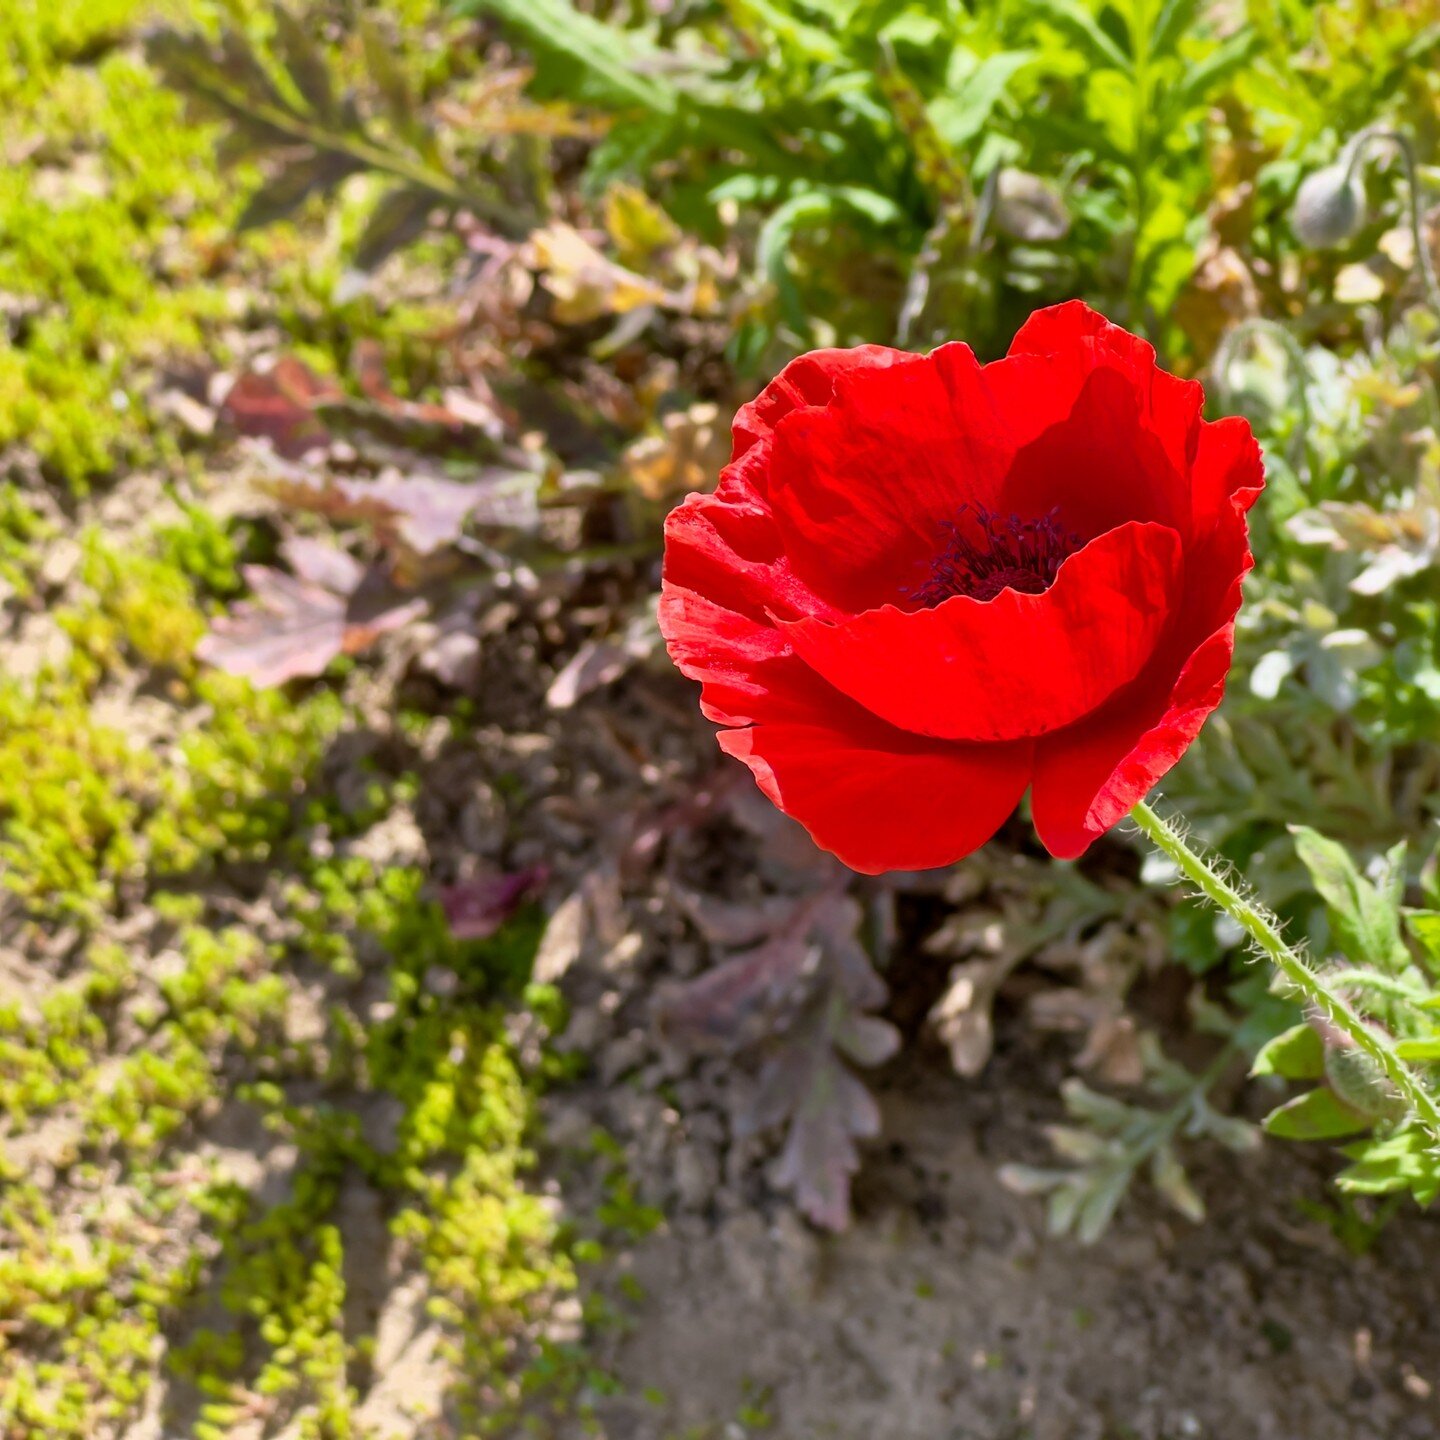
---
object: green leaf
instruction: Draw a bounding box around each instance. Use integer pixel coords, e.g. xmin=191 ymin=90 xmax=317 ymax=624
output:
xmin=352 ymin=185 xmax=437 ymax=272
xmin=1290 ymin=825 xmax=1408 ymax=972
xmin=1381 ymin=840 xmax=1408 ymax=910
xmin=272 ymin=7 xmax=339 ymax=122
xmin=1168 ymin=27 xmax=1262 ymax=114
xmin=728 ymin=0 xmax=842 ymax=61
xmin=1030 ymin=0 xmax=1131 ymax=72
xmin=830 ymin=186 xmax=905 ymax=226
xmin=1059 ymin=1078 xmax=1133 ymax=1131
xmin=1251 ymin=1023 xmax=1325 ymax=1081
xmin=462 ymin=0 xmax=678 ymax=115
xmin=1337 ymin=1127 xmax=1440 ymax=1202
xmin=1150 ymin=1144 xmax=1204 ymax=1223
xmin=358 ymin=15 xmax=427 ymax=149
xmin=757 ymin=189 xmax=835 ymax=327
xmin=927 ymin=51 xmax=1036 ymax=152
xmin=1406 ymin=910 xmax=1440 ymax=971
xmin=218 ymin=30 xmax=293 ymax=116
xmin=1263 ymin=1087 xmax=1371 ymax=1142
xmin=1148 ymin=0 xmax=1202 ymax=59
xmin=237 ymin=150 xmax=361 ymax=231
xmin=1393 ymin=1037 xmax=1440 ymax=1062
xmin=1336 ymin=1123 xmax=1440 ymax=1203
xmin=1075 ymin=1165 xmax=1132 ymax=1244
xmin=146 ymin=29 xmax=294 ymax=148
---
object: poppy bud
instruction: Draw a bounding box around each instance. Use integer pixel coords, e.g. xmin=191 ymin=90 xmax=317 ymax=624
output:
xmin=1291 ymin=162 xmax=1366 ymax=249
xmin=1324 ymin=1037 xmax=1407 ymax=1122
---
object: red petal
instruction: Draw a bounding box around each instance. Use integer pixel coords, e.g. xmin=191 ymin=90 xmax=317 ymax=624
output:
xmin=1029 ymin=623 xmax=1238 ymax=859
xmin=716 ymin=671 xmax=1033 ymax=874
xmin=1007 ymin=300 xmax=1205 ymax=527
xmin=732 ymin=344 xmax=907 ymax=462
xmin=659 ymin=583 xmax=795 ymax=726
xmin=1190 ymin=414 xmax=1265 ymax=541
xmin=661 ymin=439 xmax=848 ymax=725
xmin=1029 ymin=501 xmax=1256 ymax=859
xmin=1000 ymin=365 xmax=1191 ymax=543
xmin=780 ymin=520 xmax=1184 ymax=742
xmin=763 ymin=344 xmax=1018 ymax=608
xmin=761 ymin=342 xmax=1106 ymax=612
xmin=663 ymin=469 xmax=845 ymax=630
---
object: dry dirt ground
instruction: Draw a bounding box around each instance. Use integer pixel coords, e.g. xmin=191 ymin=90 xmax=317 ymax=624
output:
xmin=477 ymin=639 xmax=1440 ymax=1440
xmin=572 ymin=1047 xmax=1440 ymax=1440
xmin=504 ymin=658 xmax=1440 ymax=1440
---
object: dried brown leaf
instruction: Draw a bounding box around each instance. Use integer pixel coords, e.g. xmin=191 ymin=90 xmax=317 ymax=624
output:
xmin=196 ymin=537 xmax=426 ymax=686
xmin=622 ymin=402 xmax=726 ymax=502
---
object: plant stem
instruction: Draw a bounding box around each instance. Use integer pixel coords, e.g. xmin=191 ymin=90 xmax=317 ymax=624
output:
xmin=1211 ymin=318 xmax=1311 ymax=479
xmin=1128 ymin=798 xmax=1440 ymax=1137
xmin=1343 ymin=126 xmax=1440 ymax=316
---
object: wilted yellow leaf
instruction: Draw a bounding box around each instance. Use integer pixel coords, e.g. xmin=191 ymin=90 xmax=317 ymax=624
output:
xmin=604 ymin=183 xmax=682 ymax=268
xmin=623 ymin=402 xmax=727 ymax=501
xmin=1334 ymin=262 xmax=1386 ymax=304
xmin=527 ymin=223 xmax=671 ymax=324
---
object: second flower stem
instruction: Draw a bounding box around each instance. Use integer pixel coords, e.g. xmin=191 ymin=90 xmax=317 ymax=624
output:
xmin=1128 ymin=798 xmax=1440 ymax=1138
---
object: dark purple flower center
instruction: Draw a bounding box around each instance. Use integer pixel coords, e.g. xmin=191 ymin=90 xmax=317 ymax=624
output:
xmin=911 ymin=505 xmax=1081 ymax=607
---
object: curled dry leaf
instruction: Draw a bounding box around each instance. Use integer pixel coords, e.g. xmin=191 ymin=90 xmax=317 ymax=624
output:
xmin=623 ymin=402 xmax=728 ymax=502
xmin=1173 ymin=238 xmax=1260 ymax=358
xmin=350 ymin=339 xmax=507 ymax=441
xmin=547 ymin=612 xmax=660 ymax=709
xmin=196 ymin=536 xmax=427 ymax=686
xmin=604 ymin=182 xmax=683 ymax=267
xmin=526 ymin=222 xmax=676 ymax=324
xmin=414 ymin=594 xmax=483 ymax=688
xmin=224 ymin=348 xmax=515 ymax=466
xmin=264 ymin=462 xmax=541 ymax=557
xmin=928 ymin=956 xmax=1015 ymax=1078
xmin=923 ymin=858 xmax=1129 ymax=1078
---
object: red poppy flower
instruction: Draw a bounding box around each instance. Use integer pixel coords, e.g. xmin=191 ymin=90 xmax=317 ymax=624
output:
xmin=659 ymin=301 xmax=1264 ymax=873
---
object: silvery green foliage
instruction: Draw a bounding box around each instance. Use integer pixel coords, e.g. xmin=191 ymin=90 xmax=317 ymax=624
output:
xmin=999 ymin=1036 xmax=1258 ymax=1243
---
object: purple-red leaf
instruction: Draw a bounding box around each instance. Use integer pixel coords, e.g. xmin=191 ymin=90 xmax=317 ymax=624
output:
xmin=663 ymin=891 xmax=899 ymax=1231
xmin=220 ymin=357 xmax=341 ymax=457
xmin=439 ymin=867 xmax=550 ymax=941
xmin=262 ymin=463 xmax=540 ymax=555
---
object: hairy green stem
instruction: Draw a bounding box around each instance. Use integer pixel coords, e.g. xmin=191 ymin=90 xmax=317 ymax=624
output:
xmin=1129 ymin=798 xmax=1440 ymax=1137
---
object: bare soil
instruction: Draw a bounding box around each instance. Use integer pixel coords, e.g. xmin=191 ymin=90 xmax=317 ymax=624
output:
xmin=582 ymin=1044 xmax=1440 ymax=1440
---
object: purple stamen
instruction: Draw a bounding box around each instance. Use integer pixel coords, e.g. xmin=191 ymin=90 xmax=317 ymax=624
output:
xmin=910 ymin=504 xmax=1081 ymax=607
